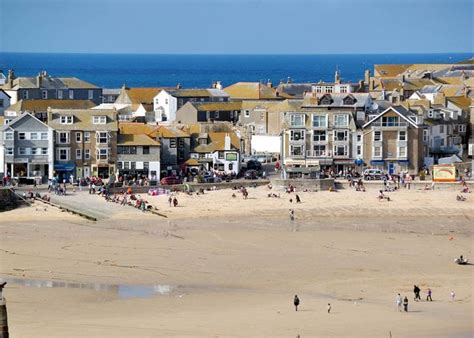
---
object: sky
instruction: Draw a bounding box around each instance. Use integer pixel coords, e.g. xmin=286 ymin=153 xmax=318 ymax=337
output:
xmin=1 ymin=0 xmax=473 ymax=54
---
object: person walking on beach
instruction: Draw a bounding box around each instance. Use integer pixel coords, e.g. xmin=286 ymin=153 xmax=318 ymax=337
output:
xmin=293 ymin=295 xmax=300 ymax=311
xmin=403 ymin=296 xmax=409 ymax=312
xmin=168 ymin=196 xmax=172 ymax=207
xmin=426 ymin=288 xmax=432 ymax=301
xmin=450 ymin=291 xmax=455 ymax=301
xmin=289 ymin=209 xmax=295 ymax=221
xmin=173 ymin=197 xmax=178 ymax=207
xmin=396 ymin=293 xmax=403 ymax=312
xmin=296 ymin=194 xmax=301 ymax=203
xmin=327 ymin=303 xmax=331 ymax=314
xmin=413 ymin=285 xmax=421 ymax=301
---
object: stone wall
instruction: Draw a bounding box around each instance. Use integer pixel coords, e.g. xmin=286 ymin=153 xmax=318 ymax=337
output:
xmin=270 ymin=178 xmax=335 ymax=191
xmin=0 ymin=188 xmax=18 ymax=211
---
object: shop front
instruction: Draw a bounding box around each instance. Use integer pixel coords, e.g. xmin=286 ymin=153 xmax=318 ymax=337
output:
xmin=54 ymin=162 xmax=76 ymax=183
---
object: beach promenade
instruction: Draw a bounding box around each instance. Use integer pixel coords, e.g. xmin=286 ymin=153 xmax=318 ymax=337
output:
xmin=0 ymin=185 xmax=472 ymax=337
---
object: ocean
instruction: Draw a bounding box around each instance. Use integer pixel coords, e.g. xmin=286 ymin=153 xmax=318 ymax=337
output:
xmin=0 ymin=53 xmax=472 ymax=89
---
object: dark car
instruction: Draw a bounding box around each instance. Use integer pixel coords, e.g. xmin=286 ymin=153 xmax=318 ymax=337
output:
xmin=160 ymin=176 xmax=182 ymax=185
xmin=244 ymin=170 xmax=259 ymax=180
xmin=246 ymin=160 xmax=262 ymax=171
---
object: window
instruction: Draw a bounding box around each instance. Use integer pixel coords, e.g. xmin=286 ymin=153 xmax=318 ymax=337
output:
xmin=58 ymin=132 xmax=69 ymax=144
xmin=84 ymin=132 xmax=90 ymax=143
xmin=143 ymin=162 xmax=149 ymax=170
xmin=357 ymin=145 xmax=362 ymax=156
xmin=313 ymin=145 xmax=326 ymax=156
xmin=398 ymin=131 xmax=406 ymax=141
xmin=84 ymin=149 xmax=90 ymax=160
xmin=440 ymin=139 xmax=445 ymax=146
xmin=142 ymin=146 xmax=150 ymax=155
xmin=58 ymin=148 xmax=69 ymax=161
xmin=32 ymin=148 xmax=42 ymax=155
xmin=22 ymin=91 xmax=29 ymax=99
xmin=169 ymin=138 xmax=177 ymax=148
xmin=214 ymin=111 xmax=219 ymax=119
xmin=244 ymin=110 xmax=250 ymax=117
xmin=439 ymin=125 xmax=444 ymax=133
xmin=19 ymin=132 xmax=26 ymax=140
xmin=340 ymin=86 xmax=347 ymax=94
xmin=93 ymin=116 xmax=107 ymax=124
xmin=334 ymin=114 xmax=349 ymax=127
xmin=313 ymin=130 xmax=326 ymax=142
xmin=30 ymin=132 xmax=39 ymax=140
xmin=458 ymin=125 xmax=466 ymax=133
xmin=75 ymin=132 xmax=82 ymax=143
xmin=290 ymin=145 xmax=304 ymax=156
xmin=325 ymin=86 xmax=333 ymax=93
xmin=69 ymin=90 xmax=74 ymax=99
xmin=42 ymin=90 xmax=48 ymax=99
xmin=373 ymin=146 xmax=382 ymax=157
xmin=374 ymin=131 xmax=382 ymax=142
xmin=131 ymin=162 xmax=136 ymax=170
xmin=382 ymin=116 xmax=399 ymax=127
xmin=290 ymin=130 xmax=305 ymax=141
xmin=117 ymin=146 xmax=137 ymax=154
xmin=41 ymin=148 xmax=48 ymax=155
xmin=41 ymin=132 xmax=48 ymax=140
xmin=218 ymin=151 xmax=224 ymax=159
xmin=96 ymin=132 xmax=108 ymax=144
xmin=76 ymin=149 xmax=82 ymax=160
xmin=60 ymin=116 xmax=73 ymax=124
xmin=398 ymin=147 xmax=407 ymax=157
xmin=290 ymin=114 xmax=305 ymax=127
xmin=423 ymin=129 xmax=428 ymax=142
xmin=0 ymin=99 xmax=3 ymax=107
xmin=312 ymin=115 xmax=327 ymax=128
xmin=4 ymin=132 xmax=13 ymax=140
xmin=6 ymin=148 xmax=13 ymax=155
xmin=124 ymin=161 xmax=130 ymax=170
xmin=357 ymin=134 xmax=362 ymax=143
xmin=117 ymin=162 xmax=123 ymax=170
xmin=316 ymin=86 xmax=322 ymax=93
xmin=96 ymin=148 xmax=108 ymax=160
xmin=334 ymin=130 xmax=349 ymax=142
xmin=334 ymin=145 xmax=348 ymax=156
xmin=88 ymin=90 xmax=94 ymax=100
xmin=57 ymin=90 xmax=63 ymax=99
xmin=228 ymin=163 xmax=233 ymax=171
xmin=178 ymin=138 xmax=184 ymax=147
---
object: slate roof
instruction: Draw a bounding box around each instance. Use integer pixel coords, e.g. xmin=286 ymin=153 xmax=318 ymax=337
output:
xmin=6 ymin=99 xmax=96 ymax=112
xmin=47 ymin=109 xmax=118 ymax=131
xmin=117 ymin=134 xmax=160 ymax=146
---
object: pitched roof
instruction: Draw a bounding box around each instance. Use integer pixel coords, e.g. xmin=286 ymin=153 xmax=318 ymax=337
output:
xmin=1 ymin=112 xmax=52 ymax=132
xmin=156 ymin=126 xmax=190 ymax=138
xmin=447 ymin=96 xmax=472 ymax=110
xmin=6 ymin=99 xmax=96 ymax=112
xmin=363 ymin=106 xmax=418 ymax=128
xmin=302 ymin=93 xmax=371 ymax=108
xmin=117 ymin=134 xmax=160 ymax=146
xmin=168 ymin=88 xmax=229 ymax=98
xmin=119 ymin=122 xmax=158 ymax=137
xmin=47 ymin=109 xmax=118 ymax=131
xmin=116 ymin=88 xmax=163 ymax=105
xmin=224 ymin=82 xmax=288 ymax=100
xmin=1 ymin=75 xmax=98 ymax=90
xmin=190 ymin=101 xmax=242 ymax=111
xmin=192 ymin=132 xmax=240 ymax=153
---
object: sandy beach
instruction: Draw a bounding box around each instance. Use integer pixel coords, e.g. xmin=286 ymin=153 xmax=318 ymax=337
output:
xmin=0 ymin=185 xmax=473 ymax=337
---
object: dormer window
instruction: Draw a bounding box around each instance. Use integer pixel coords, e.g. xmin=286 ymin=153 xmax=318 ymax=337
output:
xmin=60 ymin=115 xmax=73 ymax=124
xmin=319 ymin=94 xmax=333 ymax=105
xmin=343 ymin=95 xmax=357 ymax=105
xmin=93 ymin=116 xmax=107 ymax=124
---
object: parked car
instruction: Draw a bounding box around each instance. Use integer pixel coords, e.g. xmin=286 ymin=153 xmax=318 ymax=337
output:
xmin=244 ymin=169 xmax=259 ymax=180
xmin=160 ymin=176 xmax=182 ymax=185
xmin=246 ymin=160 xmax=262 ymax=171
xmin=363 ymin=169 xmax=386 ymax=180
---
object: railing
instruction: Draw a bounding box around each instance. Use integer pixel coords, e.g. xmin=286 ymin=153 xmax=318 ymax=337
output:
xmin=306 ymin=150 xmax=332 ymax=157
xmin=371 ymin=121 xmax=408 ymax=127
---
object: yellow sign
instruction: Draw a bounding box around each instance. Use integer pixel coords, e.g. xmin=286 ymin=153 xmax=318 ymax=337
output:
xmin=432 ymin=165 xmax=456 ymax=182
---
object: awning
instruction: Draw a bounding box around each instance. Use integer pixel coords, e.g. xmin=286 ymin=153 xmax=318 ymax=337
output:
xmin=54 ymin=162 xmax=76 ymax=171
xmin=284 ymin=159 xmax=306 ymax=165
xmin=334 ymin=160 xmax=355 ymax=165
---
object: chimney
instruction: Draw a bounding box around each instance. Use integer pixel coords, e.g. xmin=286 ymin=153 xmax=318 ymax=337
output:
xmin=335 ymin=70 xmax=341 ymax=84
xmin=364 ymin=69 xmax=370 ymax=86
xmin=267 ymin=80 xmax=273 ymax=88
xmin=36 ymin=72 xmax=42 ymax=87
xmin=215 ymin=81 xmax=222 ymax=90
xmin=224 ymin=133 xmax=231 ymax=150
xmin=7 ymin=69 xmax=15 ymax=87
xmin=176 ymin=83 xmax=182 ymax=89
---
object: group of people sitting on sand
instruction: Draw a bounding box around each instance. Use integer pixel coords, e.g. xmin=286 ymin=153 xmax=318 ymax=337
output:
xmin=101 ymin=187 xmax=153 ymax=212
xmin=378 ymin=190 xmax=391 ymax=202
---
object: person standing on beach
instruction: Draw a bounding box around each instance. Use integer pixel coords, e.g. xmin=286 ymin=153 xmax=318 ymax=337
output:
xmin=413 ymin=285 xmax=421 ymax=301
xmin=403 ymin=296 xmax=409 ymax=312
xmin=289 ymin=209 xmax=295 ymax=221
xmin=173 ymin=197 xmax=178 ymax=207
xmin=294 ymin=295 xmax=300 ymax=311
xmin=327 ymin=303 xmax=331 ymax=313
xmin=168 ymin=196 xmax=172 ymax=207
xmin=426 ymin=288 xmax=432 ymax=301
xmin=396 ymin=293 xmax=403 ymax=312
xmin=450 ymin=291 xmax=455 ymax=301
xmin=296 ymin=194 xmax=301 ymax=203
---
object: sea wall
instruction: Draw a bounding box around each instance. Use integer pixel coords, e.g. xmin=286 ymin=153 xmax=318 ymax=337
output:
xmin=270 ymin=178 xmax=335 ymax=191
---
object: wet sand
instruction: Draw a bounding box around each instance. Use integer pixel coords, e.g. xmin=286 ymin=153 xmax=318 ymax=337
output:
xmin=0 ymin=187 xmax=472 ymax=337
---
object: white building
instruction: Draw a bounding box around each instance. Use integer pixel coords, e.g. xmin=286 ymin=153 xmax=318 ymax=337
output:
xmin=0 ymin=89 xmax=11 ymax=117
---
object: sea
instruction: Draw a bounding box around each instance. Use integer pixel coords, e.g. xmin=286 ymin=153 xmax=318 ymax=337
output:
xmin=0 ymin=53 xmax=472 ymax=89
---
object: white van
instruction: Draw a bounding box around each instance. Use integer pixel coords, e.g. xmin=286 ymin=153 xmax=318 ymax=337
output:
xmin=363 ymin=169 xmax=385 ymax=180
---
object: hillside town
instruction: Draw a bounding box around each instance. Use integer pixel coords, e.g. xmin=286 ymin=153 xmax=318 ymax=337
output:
xmin=0 ymin=60 xmax=473 ymax=186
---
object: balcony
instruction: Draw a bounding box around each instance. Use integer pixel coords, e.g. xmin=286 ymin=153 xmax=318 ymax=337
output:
xmin=371 ymin=121 xmax=408 ymax=127
xmin=307 ymin=150 xmax=332 ymax=158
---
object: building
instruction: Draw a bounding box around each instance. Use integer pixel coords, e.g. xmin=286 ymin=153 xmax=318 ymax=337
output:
xmin=1 ymin=113 xmax=54 ymax=182
xmin=0 ymin=70 xmax=102 ymax=105
xmin=224 ymin=82 xmax=290 ymax=101
xmin=281 ymin=93 xmax=374 ymax=178
xmin=362 ymin=106 xmax=424 ymax=175
xmin=0 ymin=89 xmax=11 ymax=117
xmin=155 ymin=126 xmax=191 ymax=176
xmin=47 ymin=109 xmax=118 ymax=180
xmin=188 ymin=131 xmax=241 ymax=175
xmin=4 ymin=99 xmax=96 ymax=123
xmin=153 ymin=87 xmax=229 ymax=122
xmin=175 ymin=101 xmax=241 ymax=124
xmin=117 ymin=123 xmax=161 ymax=181
xmin=114 ymin=86 xmax=164 ymax=122
xmin=102 ymin=88 xmax=121 ymax=103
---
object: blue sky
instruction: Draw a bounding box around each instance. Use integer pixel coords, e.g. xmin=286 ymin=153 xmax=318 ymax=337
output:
xmin=1 ymin=0 xmax=473 ymax=54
